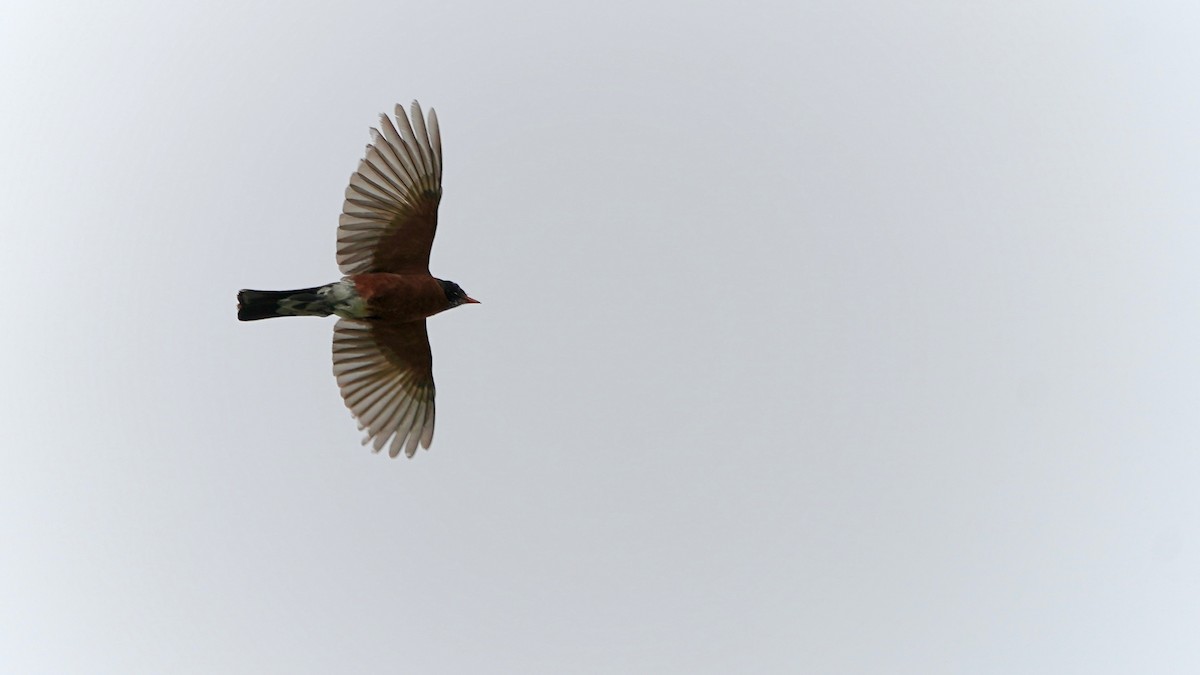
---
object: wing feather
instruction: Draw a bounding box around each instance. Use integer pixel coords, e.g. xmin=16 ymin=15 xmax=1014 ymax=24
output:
xmin=336 ymin=101 xmax=443 ymax=275
xmin=333 ymin=319 xmax=436 ymax=458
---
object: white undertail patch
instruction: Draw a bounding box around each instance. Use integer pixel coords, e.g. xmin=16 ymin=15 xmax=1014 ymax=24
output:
xmin=323 ymin=279 xmax=369 ymax=319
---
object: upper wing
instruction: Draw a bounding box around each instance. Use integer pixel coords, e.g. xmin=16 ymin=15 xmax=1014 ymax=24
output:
xmin=332 ymin=318 xmax=436 ymax=458
xmin=336 ymin=101 xmax=443 ymax=276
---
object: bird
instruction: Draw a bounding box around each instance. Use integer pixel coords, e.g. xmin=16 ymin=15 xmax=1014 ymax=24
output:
xmin=237 ymin=101 xmax=477 ymax=458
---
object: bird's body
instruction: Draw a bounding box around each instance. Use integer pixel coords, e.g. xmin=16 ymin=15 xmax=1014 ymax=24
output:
xmin=236 ymin=274 xmax=462 ymax=322
xmin=353 ymin=273 xmax=459 ymax=322
xmin=237 ymin=101 xmax=476 ymax=458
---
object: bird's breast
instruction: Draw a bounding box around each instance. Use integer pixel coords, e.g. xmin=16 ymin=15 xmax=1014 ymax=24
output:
xmin=350 ymin=273 xmax=449 ymax=322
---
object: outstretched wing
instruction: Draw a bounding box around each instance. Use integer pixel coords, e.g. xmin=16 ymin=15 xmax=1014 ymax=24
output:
xmin=332 ymin=319 xmax=436 ymax=458
xmin=337 ymin=101 xmax=443 ymax=276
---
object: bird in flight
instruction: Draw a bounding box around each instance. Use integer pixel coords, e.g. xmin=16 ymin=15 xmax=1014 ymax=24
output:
xmin=237 ymin=101 xmax=477 ymax=458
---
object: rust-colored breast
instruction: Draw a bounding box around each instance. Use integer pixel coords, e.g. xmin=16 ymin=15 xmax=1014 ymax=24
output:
xmin=351 ymin=273 xmax=450 ymax=322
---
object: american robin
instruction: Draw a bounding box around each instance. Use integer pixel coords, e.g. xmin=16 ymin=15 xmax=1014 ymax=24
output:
xmin=237 ymin=101 xmax=477 ymax=458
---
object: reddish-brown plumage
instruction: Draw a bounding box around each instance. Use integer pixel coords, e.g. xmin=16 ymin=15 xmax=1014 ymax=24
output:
xmin=352 ymin=273 xmax=451 ymax=322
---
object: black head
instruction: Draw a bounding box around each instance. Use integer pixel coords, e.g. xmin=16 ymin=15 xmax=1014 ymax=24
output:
xmin=438 ymin=279 xmax=479 ymax=308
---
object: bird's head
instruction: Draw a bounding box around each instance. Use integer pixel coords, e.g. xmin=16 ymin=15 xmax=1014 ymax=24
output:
xmin=438 ymin=279 xmax=480 ymax=308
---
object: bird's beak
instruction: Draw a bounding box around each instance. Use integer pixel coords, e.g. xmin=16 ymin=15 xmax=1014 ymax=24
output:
xmin=464 ymin=296 xmax=481 ymax=304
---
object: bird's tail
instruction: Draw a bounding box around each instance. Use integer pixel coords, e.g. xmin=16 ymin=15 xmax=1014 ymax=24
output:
xmin=237 ymin=287 xmax=332 ymax=321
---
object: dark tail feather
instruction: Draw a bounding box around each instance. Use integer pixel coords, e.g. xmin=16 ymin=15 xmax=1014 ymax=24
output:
xmin=237 ymin=287 xmax=327 ymax=321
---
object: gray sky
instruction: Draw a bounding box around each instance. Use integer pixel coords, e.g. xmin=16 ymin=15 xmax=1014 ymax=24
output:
xmin=4 ymin=1 xmax=1200 ymax=673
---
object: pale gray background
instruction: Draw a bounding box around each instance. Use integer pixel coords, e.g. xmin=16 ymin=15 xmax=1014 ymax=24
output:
xmin=3 ymin=1 xmax=1199 ymax=673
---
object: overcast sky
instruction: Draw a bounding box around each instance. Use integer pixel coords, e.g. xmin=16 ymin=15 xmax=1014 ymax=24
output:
xmin=4 ymin=1 xmax=1200 ymax=673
